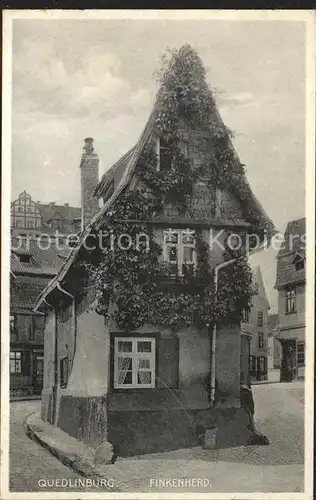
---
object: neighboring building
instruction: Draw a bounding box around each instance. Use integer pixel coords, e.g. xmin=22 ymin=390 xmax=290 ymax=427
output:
xmin=268 ymin=313 xmax=281 ymax=371
xmin=11 ymin=190 xmax=81 ymax=238
xmin=275 ymin=217 xmax=306 ymax=381
xmin=241 ymin=266 xmax=270 ymax=382
xmin=9 ymin=142 xmax=98 ymax=395
xmin=35 ymin=46 xmax=274 ymax=456
xmin=10 ymin=241 xmax=69 ymax=396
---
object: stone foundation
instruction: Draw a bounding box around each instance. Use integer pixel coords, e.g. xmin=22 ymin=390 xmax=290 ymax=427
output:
xmin=57 ymin=395 xmax=107 ymax=447
xmin=108 ymin=404 xmax=257 ymax=457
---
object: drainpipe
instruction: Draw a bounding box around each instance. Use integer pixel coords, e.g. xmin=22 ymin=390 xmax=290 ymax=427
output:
xmin=56 ymin=282 xmax=76 ymax=372
xmin=43 ymin=298 xmax=57 ymax=424
xmin=210 ymin=258 xmax=236 ymax=406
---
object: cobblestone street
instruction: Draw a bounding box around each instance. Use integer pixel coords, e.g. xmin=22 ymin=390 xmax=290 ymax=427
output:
xmin=9 ymin=401 xmax=108 ymax=493
xmin=9 ymin=381 xmax=305 ymax=493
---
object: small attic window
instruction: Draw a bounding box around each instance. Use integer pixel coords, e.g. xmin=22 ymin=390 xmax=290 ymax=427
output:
xmin=19 ymin=253 xmax=31 ymax=263
xmin=157 ymin=137 xmax=172 ymax=172
xmin=295 ymin=258 xmax=304 ymax=271
xmin=293 ymin=253 xmax=305 ymax=271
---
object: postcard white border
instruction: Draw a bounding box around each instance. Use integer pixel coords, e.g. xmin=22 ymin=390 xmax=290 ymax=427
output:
xmin=1 ymin=9 xmax=315 ymax=500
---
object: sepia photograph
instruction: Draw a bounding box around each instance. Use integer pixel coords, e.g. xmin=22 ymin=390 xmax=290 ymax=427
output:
xmin=1 ymin=9 xmax=315 ymax=499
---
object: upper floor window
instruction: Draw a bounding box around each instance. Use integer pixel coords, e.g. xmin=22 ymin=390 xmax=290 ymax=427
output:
xmin=242 ymin=310 xmax=249 ymax=323
xmin=157 ymin=137 xmax=172 ymax=172
xmin=17 ymin=206 xmax=23 ymax=212
xmin=114 ymin=337 xmax=156 ymax=389
xmin=51 ymin=219 xmax=64 ymax=230
xmin=163 ymin=228 xmax=196 ymax=275
xmin=258 ymin=332 xmax=264 ymax=348
xmin=257 ymin=311 xmax=263 ymax=327
xmin=254 ymin=283 xmax=259 ymax=294
xmin=27 ymin=221 xmax=34 ymax=228
xmin=286 ymin=288 xmax=296 ymax=313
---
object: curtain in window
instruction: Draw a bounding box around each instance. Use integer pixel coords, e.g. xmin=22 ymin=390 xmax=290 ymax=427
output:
xmin=117 ymin=357 xmax=132 ymax=384
xmin=138 ymin=371 xmax=151 ymax=384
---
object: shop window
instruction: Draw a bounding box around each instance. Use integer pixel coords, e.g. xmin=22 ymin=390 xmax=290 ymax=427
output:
xmin=10 ymin=351 xmax=22 ymax=374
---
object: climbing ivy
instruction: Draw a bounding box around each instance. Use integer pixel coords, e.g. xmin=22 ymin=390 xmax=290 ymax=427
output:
xmin=81 ymin=45 xmax=264 ymax=332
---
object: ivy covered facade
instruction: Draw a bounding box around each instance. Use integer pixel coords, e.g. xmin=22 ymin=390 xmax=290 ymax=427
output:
xmin=37 ymin=46 xmax=273 ymax=456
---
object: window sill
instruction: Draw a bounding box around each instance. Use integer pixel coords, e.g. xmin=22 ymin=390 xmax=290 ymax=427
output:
xmin=285 ymin=311 xmax=297 ymax=315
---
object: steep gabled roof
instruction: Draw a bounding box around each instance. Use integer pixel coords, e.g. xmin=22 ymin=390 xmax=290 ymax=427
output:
xmin=252 ymin=265 xmax=270 ymax=310
xmin=34 ymin=47 xmax=274 ymax=311
xmin=94 ymin=147 xmax=135 ymax=199
xmin=275 ymin=217 xmax=306 ymax=289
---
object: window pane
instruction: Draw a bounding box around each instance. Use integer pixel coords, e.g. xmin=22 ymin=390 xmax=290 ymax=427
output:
xmin=168 ymin=247 xmax=178 ymax=262
xmin=183 ymin=246 xmax=194 ymax=263
xmin=137 ymin=371 xmax=152 ymax=384
xmin=117 ymin=341 xmax=132 ymax=352
xmin=119 ymin=371 xmax=132 ymax=385
xmin=117 ymin=357 xmax=132 ymax=370
xmin=10 ymin=360 xmax=15 ymax=373
xmin=165 ymin=231 xmax=178 ymax=244
xmin=182 ymin=231 xmax=194 ymax=244
xmin=138 ymin=358 xmax=150 ymax=369
xmin=117 ymin=357 xmax=132 ymax=385
xmin=137 ymin=341 xmax=152 ymax=353
xmin=16 ymin=360 xmax=21 ymax=373
xmin=16 ymin=352 xmax=21 ymax=358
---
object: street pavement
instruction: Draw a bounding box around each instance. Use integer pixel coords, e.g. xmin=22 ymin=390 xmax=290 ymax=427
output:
xmin=9 ymin=381 xmax=305 ymax=493
xmin=9 ymin=401 xmax=107 ymax=492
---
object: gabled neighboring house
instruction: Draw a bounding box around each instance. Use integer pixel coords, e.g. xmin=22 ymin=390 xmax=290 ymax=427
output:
xmin=241 ymin=266 xmax=270 ymax=382
xmin=268 ymin=313 xmax=281 ymax=371
xmin=10 ymin=240 xmax=70 ymax=396
xmin=10 ymin=142 xmax=99 ymax=396
xmin=34 ymin=46 xmax=274 ymax=456
xmin=275 ymin=217 xmax=306 ymax=381
xmin=11 ymin=190 xmax=81 ymax=236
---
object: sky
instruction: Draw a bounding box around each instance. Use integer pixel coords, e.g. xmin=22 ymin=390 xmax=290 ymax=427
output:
xmin=11 ymin=17 xmax=306 ymax=311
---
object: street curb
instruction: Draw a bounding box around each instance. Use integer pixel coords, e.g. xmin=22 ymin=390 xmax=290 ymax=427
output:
xmin=11 ymin=396 xmax=41 ymax=402
xmin=25 ymin=413 xmax=120 ymax=492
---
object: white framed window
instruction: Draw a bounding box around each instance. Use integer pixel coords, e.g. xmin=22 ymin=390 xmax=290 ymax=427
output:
xmin=114 ymin=337 xmax=156 ymax=389
xmin=163 ymin=228 xmax=196 ymax=275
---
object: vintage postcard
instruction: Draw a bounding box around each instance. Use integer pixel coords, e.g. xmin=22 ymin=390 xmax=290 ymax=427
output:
xmin=1 ymin=9 xmax=315 ymax=500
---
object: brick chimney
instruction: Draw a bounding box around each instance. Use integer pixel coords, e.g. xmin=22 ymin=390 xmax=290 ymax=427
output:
xmin=80 ymin=138 xmax=99 ymax=231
